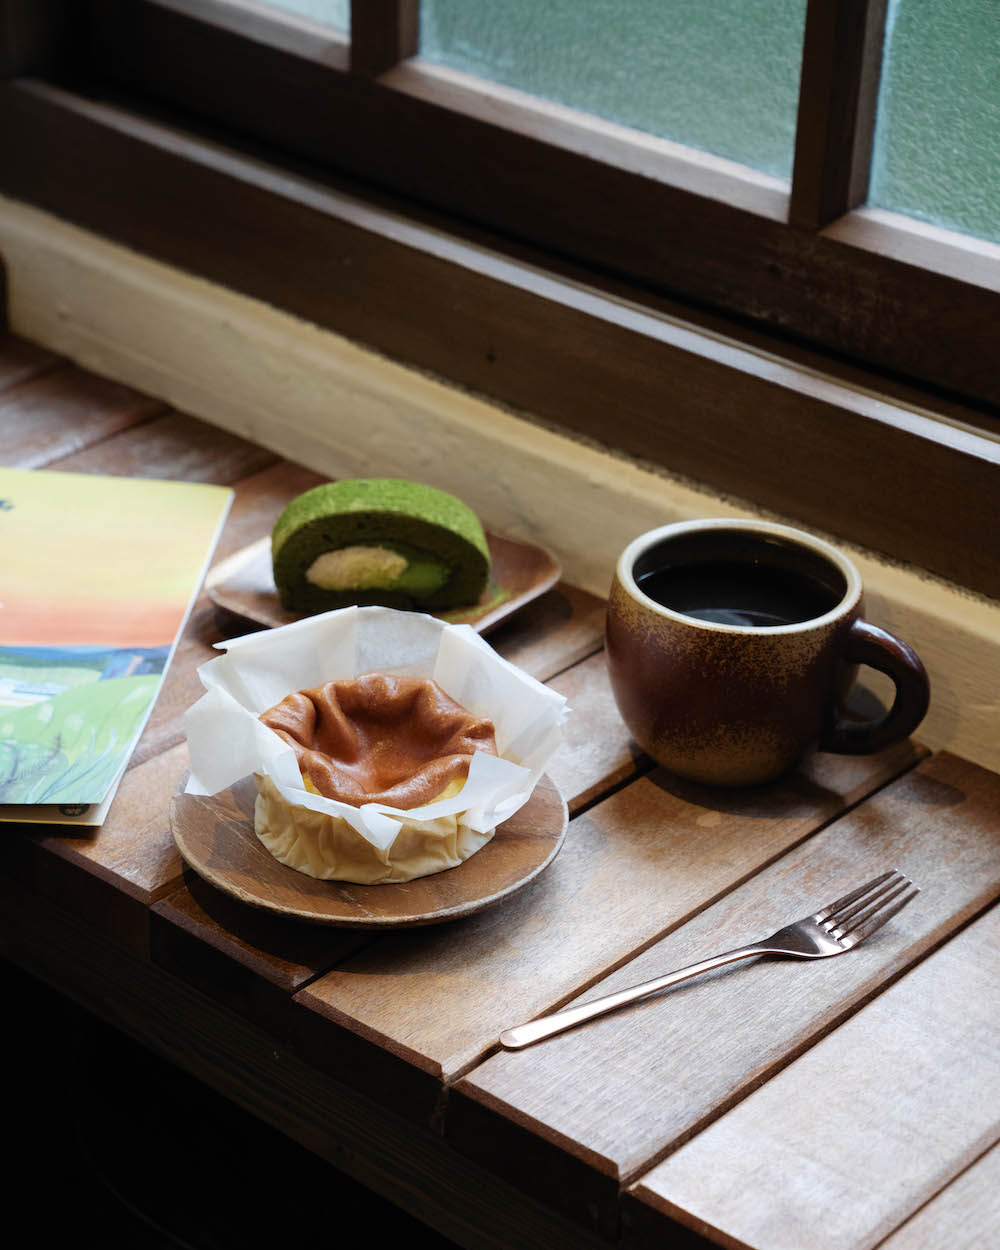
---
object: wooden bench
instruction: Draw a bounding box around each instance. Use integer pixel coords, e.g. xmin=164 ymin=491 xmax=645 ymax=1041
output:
xmin=3 ymin=332 xmax=998 ymax=1249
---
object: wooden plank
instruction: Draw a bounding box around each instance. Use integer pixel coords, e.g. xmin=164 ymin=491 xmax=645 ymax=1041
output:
xmin=47 ymin=407 xmax=278 ymax=482
xmin=877 ymin=1141 xmax=1000 ymax=1250
xmin=140 ymin=579 xmax=602 ymax=1038
xmin=0 ymin=362 xmax=162 ymax=467
xmin=147 ymin=635 xmax=610 ymax=1044
xmin=622 ymin=899 xmax=1000 ymax=1250
xmin=0 ymin=879 xmax=609 ymax=1250
xmin=8 ymin=742 xmax=188 ymax=957
xmin=290 ymin=739 xmax=923 ymax=1135
xmin=0 ymin=330 xmax=57 ymax=390
xmin=449 ymin=750 xmax=1000 ymax=1236
xmin=790 ymin=0 xmax=888 ymax=228
xmin=207 ymin=459 xmax=325 ymax=566
xmin=150 ymin=875 xmax=370 ymax=1038
xmin=349 ymin=0 xmax=418 ymax=77
xmin=546 ymin=650 xmax=651 ymax=814
xmin=486 ymin=583 xmax=605 ymax=683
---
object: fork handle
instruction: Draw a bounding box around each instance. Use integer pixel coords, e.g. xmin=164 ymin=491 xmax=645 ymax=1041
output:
xmin=499 ymin=944 xmax=769 ymax=1049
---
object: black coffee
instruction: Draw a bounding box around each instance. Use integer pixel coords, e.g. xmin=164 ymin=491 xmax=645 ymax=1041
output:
xmin=637 ymin=558 xmax=840 ymax=627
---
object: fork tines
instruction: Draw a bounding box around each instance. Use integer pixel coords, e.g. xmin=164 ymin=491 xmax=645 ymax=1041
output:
xmin=816 ymin=869 xmax=920 ymax=942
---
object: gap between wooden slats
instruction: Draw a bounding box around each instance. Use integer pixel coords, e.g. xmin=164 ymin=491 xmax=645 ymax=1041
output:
xmin=1 ymin=362 xmax=165 ymax=467
xmin=146 ymin=583 xmax=615 ymax=1036
xmin=46 ymin=407 xmax=279 ymax=481
xmin=291 ymin=740 xmax=924 ymax=1139
xmin=622 ymin=899 xmax=1000 ymax=1250
xmin=875 ymin=1139 xmax=1000 ymax=1250
xmin=448 ymin=750 xmax=998 ymax=1237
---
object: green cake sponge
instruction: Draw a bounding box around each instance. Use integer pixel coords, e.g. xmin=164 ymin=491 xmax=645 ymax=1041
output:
xmin=271 ymin=478 xmax=491 ymax=612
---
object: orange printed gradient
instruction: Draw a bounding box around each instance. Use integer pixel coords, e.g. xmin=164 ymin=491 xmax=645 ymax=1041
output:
xmin=0 ymin=468 xmax=231 ymax=648
xmin=1 ymin=598 xmax=191 ymax=647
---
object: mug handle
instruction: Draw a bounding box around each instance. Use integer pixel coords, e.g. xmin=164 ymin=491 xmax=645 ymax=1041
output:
xmin=820 ymin=619 xmax=930 ymax=754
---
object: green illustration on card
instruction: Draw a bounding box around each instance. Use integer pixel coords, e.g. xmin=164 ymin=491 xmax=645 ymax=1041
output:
xmin=0 ymin=673 xmax=162 ymax=803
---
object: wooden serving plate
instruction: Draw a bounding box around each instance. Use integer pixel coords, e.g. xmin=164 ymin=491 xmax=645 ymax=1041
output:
xmin=170 ymin=774 xmax=568 ymax=927
xmin=206 ymin=532 xmax=561 ymax=636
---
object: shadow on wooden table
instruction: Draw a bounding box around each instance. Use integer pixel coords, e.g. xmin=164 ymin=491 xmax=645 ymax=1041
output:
xmin=4 ymin=959 xmax=459 ymax=1249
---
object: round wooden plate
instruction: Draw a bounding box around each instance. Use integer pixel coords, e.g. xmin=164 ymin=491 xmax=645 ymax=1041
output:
xmin=170 ymin=774 xmax=568 ymax=927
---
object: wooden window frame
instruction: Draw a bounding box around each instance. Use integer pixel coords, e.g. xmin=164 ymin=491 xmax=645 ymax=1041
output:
xmin=59 ymin=0 xmax=999 ymax=404
xmin=1 ymin=0 xmax=999 ymax=598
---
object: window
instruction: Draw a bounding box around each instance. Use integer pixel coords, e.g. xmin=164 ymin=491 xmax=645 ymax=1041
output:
xmin=1 ymin=0 xmax=998 ymax=596
xmin=43 ymin=0 xmax=993 ymax=402
xmin=869 ymin=0 xmax=1000 ymax=245
xmin=418 ymin=0 xmax=808 ymax=180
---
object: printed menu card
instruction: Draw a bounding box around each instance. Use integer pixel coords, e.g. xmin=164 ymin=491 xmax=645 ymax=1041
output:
xmin=0 ymin=467 xmax=232 ymax=825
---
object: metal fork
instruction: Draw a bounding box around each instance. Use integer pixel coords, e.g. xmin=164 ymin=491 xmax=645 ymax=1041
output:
xmin=499 ymin=869 xmax=919 ymax=1050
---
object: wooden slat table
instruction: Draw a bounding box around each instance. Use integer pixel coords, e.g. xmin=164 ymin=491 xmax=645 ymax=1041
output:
xmin=3 ymin=332 xmax=998 ymax=1250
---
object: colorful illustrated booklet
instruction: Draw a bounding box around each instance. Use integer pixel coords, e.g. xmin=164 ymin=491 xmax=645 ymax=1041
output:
xmin=0 ymin=467 xmax=232 ymax=826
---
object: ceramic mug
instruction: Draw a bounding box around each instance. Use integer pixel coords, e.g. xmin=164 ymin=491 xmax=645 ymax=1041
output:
xmin=606 ymin=518 xmax=930 ymax=786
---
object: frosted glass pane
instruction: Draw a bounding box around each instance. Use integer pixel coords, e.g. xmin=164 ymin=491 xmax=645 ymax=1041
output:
xmin=253 ymin=0 xmax=348 ymax=30
xmin=870 ymin=0 xmax=1000 ymax=243
xmin=420 ymin=0 xmax=807 ymax=178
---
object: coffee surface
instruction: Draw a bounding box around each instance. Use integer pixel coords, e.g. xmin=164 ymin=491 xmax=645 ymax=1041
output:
xmin=637 ymin=559 xmax=839 ymax=628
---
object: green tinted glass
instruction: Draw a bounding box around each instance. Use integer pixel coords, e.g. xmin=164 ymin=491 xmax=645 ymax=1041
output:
xmin=255 ymin=0 xmax=348 ymax=29
xmin=870 ymin=0 xmax=1000 ymax=243
xmin=420 ymin=0 xmax=807 ymax=179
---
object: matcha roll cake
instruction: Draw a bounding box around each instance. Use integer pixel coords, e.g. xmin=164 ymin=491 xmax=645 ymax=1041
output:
xmin=272 ymin=478 xmax=491 ymax=611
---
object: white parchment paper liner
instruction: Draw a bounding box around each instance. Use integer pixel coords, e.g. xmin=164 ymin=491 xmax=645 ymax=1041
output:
xmin=183 ymin=607 xmax=568 ymax=872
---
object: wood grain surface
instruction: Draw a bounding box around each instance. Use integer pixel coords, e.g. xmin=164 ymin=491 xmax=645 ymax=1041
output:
xmin=790 ymin=0 xmax=887 ymax=228
xmin=3 ymin=335 xmax=999 ymax=1250
xmin=150 ymin=870 xmax=372 ymax=1038
xmin=9 ymin=743 xmax=189 ymax=957
xmin=877 ymin=1141 xmax=1000 ymax=1250
xmin=292 ymin=740 xmax=923 ymax=1132
xmin=480 ymin=582 xmax=605 ymax=682
xmin=48 ymin=407 xmax=278 ymax=481
xmin=170 ymin=773 xmax=568 ymax=928
xmin=349 ymin=0 xmax=418 ymax=78
xmin=451 ymin=750 xmax=995 ymax=1233
xmin=207 ymin=460 xmax=326 ymax=566
xmin=1 ymin=363 xmax=162 ymax=467
xmin=624 ymin=898 xmax=1000 ymax=1250
xmin=546 ymin=650 xmax=651 ymax=813
xmin=146 ymin=645 xmax=633 ymax=1042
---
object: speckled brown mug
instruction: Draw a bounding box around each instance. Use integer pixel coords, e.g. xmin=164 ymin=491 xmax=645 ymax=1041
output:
xmin=606 ymin=519 xmax=930 ymax=786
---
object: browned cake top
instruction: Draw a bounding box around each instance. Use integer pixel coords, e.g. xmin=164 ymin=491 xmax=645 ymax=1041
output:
xmin=259 ymin=672 xmax=498 ymax=809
